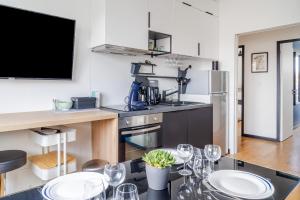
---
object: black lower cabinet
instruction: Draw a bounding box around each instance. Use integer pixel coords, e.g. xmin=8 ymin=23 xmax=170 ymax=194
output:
xmin=162 ymin=107 xmax=213 ymax=149
xmin=162 ymin=110 xmax=188 ymax=148
xmin=187 ymin=107 xmax=213 ymax=148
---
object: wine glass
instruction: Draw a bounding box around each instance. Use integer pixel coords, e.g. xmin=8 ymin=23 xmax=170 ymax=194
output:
xmin=177 ymin=178 xmax=193 ymax=200
xmin=192 ymin=155 xmax=204 ymax=178
xmin=187 ymin=147 xmax=202 ymax=169
xmin=177 ymin=144 xmax=194 ymax=176
xmin=193 ymin=155 xmax=211 ymax=179
xmin=188 ymin=175 xmax=204 ymax=199
xmin=104 ymin=163 xmax=126 ymax=200
xmin=204 ymin=144 xmax=221 ymax=172
xmin=116 ymin=183 xmax=139 ymax=200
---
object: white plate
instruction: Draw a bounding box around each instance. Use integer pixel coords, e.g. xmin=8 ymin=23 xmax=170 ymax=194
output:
xmin=208 ymin=170 xmax=274 ymax=199
xmin=159 ymin=148 xmax=185 ymax=165
xmin=42 ymin=172 xmax=108 ymax=200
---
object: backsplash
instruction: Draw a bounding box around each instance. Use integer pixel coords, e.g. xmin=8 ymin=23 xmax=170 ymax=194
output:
xmin=90 ymin=54 xmax=212 ymax=106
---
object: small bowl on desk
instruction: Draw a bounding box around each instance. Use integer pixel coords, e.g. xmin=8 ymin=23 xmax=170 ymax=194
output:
xmin=53 ymin=99 xmax=73 ymax=111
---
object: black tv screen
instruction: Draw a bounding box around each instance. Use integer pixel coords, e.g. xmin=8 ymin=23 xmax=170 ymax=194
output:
xmin=0 ymin=5 xmax=75 ymax=79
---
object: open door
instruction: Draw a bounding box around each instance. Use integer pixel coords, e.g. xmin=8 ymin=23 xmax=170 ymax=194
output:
xmin=280 ymin=42 xmax=294 ymax=141
xmin=237 ymin=46 xmax=244 ymax=150
xmin=293 ymin=50 xmax=300 ymax=128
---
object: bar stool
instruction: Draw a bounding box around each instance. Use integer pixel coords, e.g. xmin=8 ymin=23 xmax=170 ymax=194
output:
xmin=82 ymin=159 xmax=108 ymax=173
xmin=0 ymin=150 xmax=27 ymax=196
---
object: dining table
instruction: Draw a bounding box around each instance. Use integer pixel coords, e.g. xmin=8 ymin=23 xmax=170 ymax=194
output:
xmin=0 ymin=157 xmax=299 ymax=200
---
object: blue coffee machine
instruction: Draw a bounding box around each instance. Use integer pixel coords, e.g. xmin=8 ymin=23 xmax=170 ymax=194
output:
xmin=127 ymin=81 xmax=147 ymax=110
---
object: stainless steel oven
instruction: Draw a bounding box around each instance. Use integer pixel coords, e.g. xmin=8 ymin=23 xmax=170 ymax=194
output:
xmin=118 ymin=113 xmax=163 ymax=162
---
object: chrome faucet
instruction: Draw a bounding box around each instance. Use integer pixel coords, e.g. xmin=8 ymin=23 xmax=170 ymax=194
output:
xmin=162 ymin=66 xmax=192 ymax=102
xmin=162 ymin=78 xmax=187 ymax=102
xmin=162 ymin=89 xmax=179 ymax=102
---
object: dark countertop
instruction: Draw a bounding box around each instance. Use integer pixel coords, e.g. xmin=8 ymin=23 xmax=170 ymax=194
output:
xmin=102 ymin=102 xmax=212 ymax=118
xmin=2 ymin=157 xmax=299 ymax=200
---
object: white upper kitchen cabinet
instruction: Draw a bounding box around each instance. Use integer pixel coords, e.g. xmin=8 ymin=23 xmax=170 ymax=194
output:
xmin=172 ymin=0 xmax=218 ymax=60
xmin=147 ymin=0 xmax=174 ymax=34
xmin=184 ymin=0 xmax=218 ymax=15
xmin=172 ymin=0 xmax=200 ymax=57
xmin=197 ymin=9 xmax=218 ymax=60
xmin=91 ymin=0 xmax=148 ymax=50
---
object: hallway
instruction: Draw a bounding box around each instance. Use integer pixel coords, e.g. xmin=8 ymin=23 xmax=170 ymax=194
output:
xmin=230 ymin=128 xmax=300 ymax=177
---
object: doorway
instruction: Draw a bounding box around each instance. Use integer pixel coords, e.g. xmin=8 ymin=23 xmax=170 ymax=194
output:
xmin=237 ymin=45 xmax=245 ymax=144
xmin=292 ymin=42 xmax=300 ymax=128
xmin=233 ymin=25 xmax=300 ymax=175
xmin=278 ymin=38 xmax=300 ymax=141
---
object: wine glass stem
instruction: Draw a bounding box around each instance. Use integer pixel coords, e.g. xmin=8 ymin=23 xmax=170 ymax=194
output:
xmin=183 ymin=161 xmax=186 ymax=171
xmin=113 ymin=186 xmax=116 ymax=200
xmin=211 ymin=161 xmax=214 ymax=172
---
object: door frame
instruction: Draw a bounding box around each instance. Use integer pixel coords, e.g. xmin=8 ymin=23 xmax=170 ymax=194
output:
xmin=293 ymin=52 xmax=296 ymax=106
xmin=277 ymin=38 xmax=300 ymax=140
xmin=238 ymin=45 xmax=245 ymax=136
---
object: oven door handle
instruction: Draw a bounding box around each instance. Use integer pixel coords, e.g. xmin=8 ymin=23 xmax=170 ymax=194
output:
xmin=121 ymin=125 xmax=161 ymax=136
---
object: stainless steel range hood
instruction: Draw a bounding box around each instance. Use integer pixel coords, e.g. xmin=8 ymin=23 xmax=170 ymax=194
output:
xmin=92 ymin=44 xmax=150 ymax=56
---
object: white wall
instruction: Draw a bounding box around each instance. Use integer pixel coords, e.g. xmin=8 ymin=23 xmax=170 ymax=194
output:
xmin=0 ymin=0 xmax=93 ymax=194
xmin=0 ymin=0 xmax=211 ymax=194
xmin=218 ymin=0 xmax=300 ymax=152
xmin=0 ymin=0 xmax=92 ymax=113
xmin=239 ymin=26 xmax=300 ymax=139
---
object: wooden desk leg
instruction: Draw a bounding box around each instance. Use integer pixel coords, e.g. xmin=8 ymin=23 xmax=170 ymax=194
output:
xmin=92 ymin=119 xmax=118 ymax=164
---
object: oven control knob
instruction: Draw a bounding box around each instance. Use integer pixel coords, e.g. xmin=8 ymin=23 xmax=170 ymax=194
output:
xmin=153 ymin=117 xmax=158 ymax=121
xmin=125 ymin=120 xmax=130 ymax=125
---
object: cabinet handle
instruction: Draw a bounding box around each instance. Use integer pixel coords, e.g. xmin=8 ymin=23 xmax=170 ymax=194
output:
xmin=198 ymin=43 xmax=200 ymax=56
xmin=182 ymin=2 xmax=192 ymax=7
xmin=205 ymin=11 xmax=214 ymax=16
xmin=148 ymin=12 xmax=151 ymax=28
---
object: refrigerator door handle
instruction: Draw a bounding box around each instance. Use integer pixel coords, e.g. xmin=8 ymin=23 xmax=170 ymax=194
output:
xmin=211 ymin=92 xmax=227 ymax=96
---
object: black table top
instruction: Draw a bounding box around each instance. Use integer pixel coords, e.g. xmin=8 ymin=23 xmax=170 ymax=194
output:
xmin=1 ymin=157 xmax=299 ymax=200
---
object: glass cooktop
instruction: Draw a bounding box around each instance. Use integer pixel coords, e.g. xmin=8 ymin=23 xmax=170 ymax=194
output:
xmin=102 ymin=105 xmax=150 ymax=112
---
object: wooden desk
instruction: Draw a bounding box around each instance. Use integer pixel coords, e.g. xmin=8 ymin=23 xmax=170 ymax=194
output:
xmin=0 ymin=110 xmax=119 ymax=164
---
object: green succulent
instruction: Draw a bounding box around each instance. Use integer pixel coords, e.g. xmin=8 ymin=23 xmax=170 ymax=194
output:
xmin=142 ymin=150 xmax=176 ymax=169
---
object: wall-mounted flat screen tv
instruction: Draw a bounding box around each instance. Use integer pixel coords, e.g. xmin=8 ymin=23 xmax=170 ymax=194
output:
xmin=0 ymin=5 xmax=75 ymax=79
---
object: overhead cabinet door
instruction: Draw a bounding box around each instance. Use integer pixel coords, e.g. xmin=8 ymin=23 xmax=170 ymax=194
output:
xmin=197 ymin=11 xmax=218 ymax=60
xmin=91 ymin=0 xmax=148 ymax=50
xmin=184 ymin=0 xmax=218 ymax=15
xmin=172 ymin=0 xmax=200 ymax=57
xmin=106 ymin=0 xmax=148 ymax=50
xmin=172 ymin=0 xmax=218 ymax=59
xmin=148 ymin=0 xmax=174 ymax=34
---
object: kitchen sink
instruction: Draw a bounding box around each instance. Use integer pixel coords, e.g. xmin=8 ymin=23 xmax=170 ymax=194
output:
xmin=159 ymin=101 xmax=203 ymax=107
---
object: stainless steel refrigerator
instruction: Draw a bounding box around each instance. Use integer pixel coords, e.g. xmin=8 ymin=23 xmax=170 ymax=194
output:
xmin=186 ymin=70 xmax=229 ymax=155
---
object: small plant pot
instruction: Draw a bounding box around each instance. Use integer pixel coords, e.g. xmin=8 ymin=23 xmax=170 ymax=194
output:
xmin=147 ymin=188 xmax=169 ymax=200
xmin=145 ymin=164 xmax=170 ymax=190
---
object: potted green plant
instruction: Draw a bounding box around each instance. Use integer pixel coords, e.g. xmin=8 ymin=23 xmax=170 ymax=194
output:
xmin=142 ymin=150 xmax=176 ymax=190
